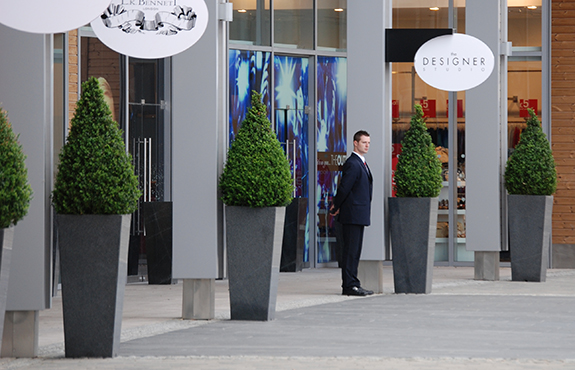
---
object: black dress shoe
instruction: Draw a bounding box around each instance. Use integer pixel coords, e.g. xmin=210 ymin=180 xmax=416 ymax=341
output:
xmin=361 ymin=287 xmax=374 ymax=295
xmin=342 ymin=286 xmax=374 ymax=296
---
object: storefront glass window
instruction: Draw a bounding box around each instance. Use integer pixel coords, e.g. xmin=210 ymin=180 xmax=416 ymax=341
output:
xmin=80 ymin=33 xmax=172 ymax=276
xmin=392 ymin=1 xmax=468 ymax=264
xmin=128 ymin=58 xmax=170 ymax=204
xmin=507 ymin=0 xmax=543 ymax=146
xmin=229 ymin=51 xmax=311 ymax=264
xmin=508 ymin=60 xmax=542 ymax=132
xmin=274 ymin=55 xmax=311 ymax=263
xmin=54 ymin=33 xmax=65 ymax=175
xmin=317 ymin=56 xmax=347 ymax=264
xmin=80 ymin=37 xmax=122 ymax=129
xmin=228 ymin=50 xmax=272 ymax=144
xmin=230 ymin=0 xmax=271 ymax=46
xmin=317 ymin=0 xmax=347 ymax=51
xmin=508 ymin=1 xmax=542 ymax=48
xmin=274 ymin=0 xmax=314 ymax=49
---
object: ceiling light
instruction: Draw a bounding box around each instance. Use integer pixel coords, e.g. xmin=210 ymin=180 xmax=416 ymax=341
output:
xmin=334 ymin=8 xmax=344 ymax=12
xmin=430 ymin=7 xmax=440 ymax=11
xmin=527 ymin=5 xmax=537 ymax=9
xmin=237 ymin=9 xmax=247 ymax=13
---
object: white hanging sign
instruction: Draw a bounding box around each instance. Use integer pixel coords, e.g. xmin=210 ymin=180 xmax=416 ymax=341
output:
xmin=0 ymin=0 xmax=112 ymax=34
xmin=414 ymin=33 xmax=495 ymax=92
xmin=91 ymin=0 xmax=209 ymax=59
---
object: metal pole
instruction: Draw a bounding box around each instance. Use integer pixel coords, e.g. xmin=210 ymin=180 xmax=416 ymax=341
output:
xmin=148 ymin=138 xmax=152 ymax=201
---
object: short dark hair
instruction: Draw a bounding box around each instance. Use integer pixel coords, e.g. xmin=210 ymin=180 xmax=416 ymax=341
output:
xmin=353 ymin=130 xmax=370 ymax=142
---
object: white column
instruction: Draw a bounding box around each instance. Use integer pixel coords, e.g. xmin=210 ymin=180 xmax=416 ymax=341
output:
xmin=0 ymin=24 xmax=53 ymax=356
xmin=347 ymin=0 xmax=393 ymax=292
xmin=465 ymin=0 xmax=506 ymax=280
xmin=171 ymin=0 xmax=227 ymax=318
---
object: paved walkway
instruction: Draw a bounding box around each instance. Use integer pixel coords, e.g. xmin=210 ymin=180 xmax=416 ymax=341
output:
xmin=1 ymin=267 xmax=575 ymax=369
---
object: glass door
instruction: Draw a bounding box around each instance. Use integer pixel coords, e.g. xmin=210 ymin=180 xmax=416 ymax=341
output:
xmin=274 ymin=55 xmax=311 ymax=267
xmin=316 ymin=56 xmax=347 ymax=265
xmin=128 ymin=58 xmax=171 ymax=277
xmin=392 ymin=1 xmax=468 ymax=265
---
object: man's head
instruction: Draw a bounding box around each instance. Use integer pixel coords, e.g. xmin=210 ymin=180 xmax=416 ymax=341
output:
xmin=353 ymin=130 xmax=370 ymax=156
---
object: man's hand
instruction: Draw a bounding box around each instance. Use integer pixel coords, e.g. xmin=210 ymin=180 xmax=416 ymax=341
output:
xmin=330 ymin=204 xmax=339 ymax=216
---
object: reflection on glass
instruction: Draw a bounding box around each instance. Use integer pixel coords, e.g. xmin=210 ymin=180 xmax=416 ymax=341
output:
xmin=392 ymin=1 xmax=465 ymax=31
xmin=392 ymin=1 xmax=470 ymax=263
xmin=230 ymin=0 xmax=271 ymax=46
xmin=508 ymin=2 xmax=542 ymax=47
xmin=274 ymin=55 xmax=310 ymax=262
xmin=507 ymin=61 xmax=542 ymax=151
xmin=128 ymin=59 xmax=169 ymax=203
xmin=317 ymin=56 xmax=347 ymax=264
xmin=391 ymin=63 xmax=467 ymax=263
xmin=228 ymin=49 xmax=272 ymax=144
xmin=274 ymin=55 xmax=309 ymax=199
xmin=54 ymin=33 xmax=65 ymax=175
xmin=81 ymin=37 xmax=122 ymax=127
xmin=317 ymin=0 xmax=347 ymax=51
xmin=274 ymin=0 xmax=313 ymax=49
xmin=228 ymin=52 xmax=311 ymax=262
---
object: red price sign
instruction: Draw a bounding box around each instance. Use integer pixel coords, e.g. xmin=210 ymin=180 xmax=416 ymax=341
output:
xmin=420 ymin=99 xmax=436 ymax=118
xmin=392 ymin=100 xmax=400 ymax=119
xmin=520 ymin=99 xmax=537 ymax=118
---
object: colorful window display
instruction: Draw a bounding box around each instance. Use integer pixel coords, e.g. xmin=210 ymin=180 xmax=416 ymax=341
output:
xmin=229 ymin=51 xmax=348 ymax=265
xmin=274 ymin=55 xmax=310 ymax=262
xmin=316 ymin=56 xmax=347 ymax=264
xmin=229 ymin=49 xmax=272 ymax=144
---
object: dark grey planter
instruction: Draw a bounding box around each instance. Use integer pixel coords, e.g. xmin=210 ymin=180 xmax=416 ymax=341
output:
xmin=143 ymin=202 xmax=173 ymax=284
xmin=508 ymin=194 xmax=553 ymax=282
xmin=389 ymin=197 xmax=438 ymax=294
xmin=0 ymin=227 xmax=14 ymax=354
xmin=226 ymin=206 xmax=285 ymax=321
xmin=280 ymin=197 xmax=307 ymax=272
xmin=57 ymin=214 xmax=131 ymax=358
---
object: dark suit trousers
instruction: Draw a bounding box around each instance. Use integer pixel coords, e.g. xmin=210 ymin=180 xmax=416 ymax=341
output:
xmin=341 ymin=223 xmax=364 ymax=289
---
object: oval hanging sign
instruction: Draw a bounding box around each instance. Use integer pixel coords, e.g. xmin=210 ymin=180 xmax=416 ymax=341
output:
xmin=0 ymin=0 xmax=111 ymax=34
xmin=414 ymin=33 xmax=495 ymax=92
xmin=91 ymin=0 xmax=209 ymax=59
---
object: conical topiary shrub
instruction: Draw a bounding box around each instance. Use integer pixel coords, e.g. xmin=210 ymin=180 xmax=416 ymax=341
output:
xmin=52 ymin=76 xmax=139 ymax=214
xmin=389 ymin=104 xmax=442 ymax=294
xmin=505 ymin=108 xmax=557 ymax=195
xmin=394 ymin=104 xmax=442 ymax=198
xmin=220 ymin=91 xmax=293 ymax=321
xmin=219 ymin=91 xmax=293 ymax=207
xmin=0 ymin=108 xmax=33 ymax=229
xmin=53 ymin=77 xmax=140 ymax=358
xmin=505 ymin=109 xmax=556 ymax=282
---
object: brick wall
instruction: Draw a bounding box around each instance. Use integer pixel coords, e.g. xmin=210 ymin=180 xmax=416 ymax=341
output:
xmin=68 ymin=30 xmax=79 ymax=127
xmin=552 ymin=0 xmax=575 ymax=245
xmin=80 ymin=37 xmax=122 ymax=122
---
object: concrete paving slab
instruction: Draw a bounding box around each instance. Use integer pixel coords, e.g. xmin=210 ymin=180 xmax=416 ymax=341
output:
xmin=1 ymin=266 xmax=574 ymax=370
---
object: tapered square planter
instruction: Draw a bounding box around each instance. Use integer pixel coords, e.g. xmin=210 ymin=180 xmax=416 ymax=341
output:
xmin=143 ymin=202 xmax=173 ymax=284
xmin=0 ymin=227 xmax=14 ymax=353
xmin=226 ymin=206 xmax=285 ymax=321
xmin=57 ymin=214 xmax=131 ymax=358
xmin=508 ymin=194 xmax=553 ymax=282
xmin=389 ymin=197 xmax=438 ymax=294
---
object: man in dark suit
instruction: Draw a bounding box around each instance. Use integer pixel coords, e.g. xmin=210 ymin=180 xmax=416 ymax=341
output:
xmin=330 ymin=130 xmax=374 ymax=296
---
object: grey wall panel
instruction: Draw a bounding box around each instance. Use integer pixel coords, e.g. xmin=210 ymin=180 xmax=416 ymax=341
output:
xmin=171 ymin=0 xmax=221 ymax=279
xmin=347 ymin=0 xmax=392 ymax=260
xmin=0 ymin=25 xmax=52 ymax=310
xmin=465 ymin=0 xmax=503 ymax=252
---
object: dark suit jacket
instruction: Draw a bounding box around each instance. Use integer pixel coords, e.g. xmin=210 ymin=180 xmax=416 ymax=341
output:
xmin=332 ymin=152 xmax=373 ymax=226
